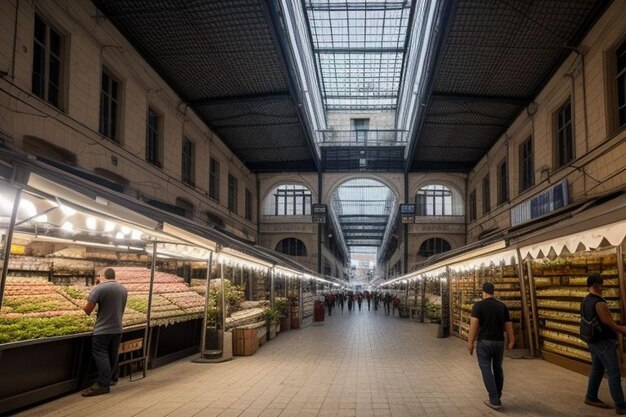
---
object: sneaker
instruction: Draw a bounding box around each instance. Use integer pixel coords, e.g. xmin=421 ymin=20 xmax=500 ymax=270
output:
xmin=81 ymin=385 xmax=110 ymax=397
xmin=584 ymin=397 xmax=610 ymax=409
xmin=483 ymin=400 xmax=502 ymax=411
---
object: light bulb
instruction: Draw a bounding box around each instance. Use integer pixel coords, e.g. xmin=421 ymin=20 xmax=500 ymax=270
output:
xmin=60 ymin=205 xmax=76 ymax=216
xmin=115 ymin=232 xmax=125 ymax=239
xmin=104 ymin=221 xmax=116 ymax=232
xmin=131 ymin=230 xmax=142 ymax=240
xmin=19 ymin=199 xmax=37 ymax=218
xmin=61 ymin=221 xmax=74 ymax=232
xmin=120 ymin=226 xmax=131 ymax=235
xmin=86 ymin=217 xmax=97 ymax=230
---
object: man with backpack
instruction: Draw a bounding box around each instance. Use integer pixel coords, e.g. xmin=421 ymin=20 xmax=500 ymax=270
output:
xmin=581 ymin=274 xmax=626 ymax=414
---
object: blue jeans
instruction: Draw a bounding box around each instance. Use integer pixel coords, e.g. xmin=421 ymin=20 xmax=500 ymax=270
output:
xmin=587 ymin=339 xmax=626 ymax=409
xmin=477 ymin=339 xmax=505 ymax=405
xmin=92 ymin=333 xmax=122 ymax=388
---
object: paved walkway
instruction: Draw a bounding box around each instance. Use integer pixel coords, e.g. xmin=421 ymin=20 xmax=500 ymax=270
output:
xmin=18 ymin=310 xmax=611 ymax=417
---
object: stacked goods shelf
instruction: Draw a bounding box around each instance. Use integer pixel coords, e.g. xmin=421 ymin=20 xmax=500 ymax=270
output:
xmin=488 ymin=265 xmax=525 ymax=348
xmin=302 ymin=292 xmax=314 ymax=319
xmin=450 ymin=271 xmax=479 ymax=339
xmin=533 ymin=248 xmax=621 ymax=366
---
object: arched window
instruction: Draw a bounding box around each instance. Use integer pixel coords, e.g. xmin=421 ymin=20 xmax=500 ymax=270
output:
xmin=264 ymin=184 xmax=312 ymax=216
xmin=418 ymin=238 xmax=451 ymax=258
xmin=275 ymin=238 xmax=307 ymax=256
xmin=416 ymin=184 xmax=463 ymax=216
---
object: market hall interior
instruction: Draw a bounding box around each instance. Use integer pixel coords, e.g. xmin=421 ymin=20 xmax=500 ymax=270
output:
xmin=2 ymin=0 xmax=626 ymax=416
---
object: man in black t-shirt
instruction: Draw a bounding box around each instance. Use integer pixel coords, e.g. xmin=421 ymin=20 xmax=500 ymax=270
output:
xmin=581 ymin=274 xmax=626 ymax=414
xmin=468 ymin=282 xmax=515 ymax=411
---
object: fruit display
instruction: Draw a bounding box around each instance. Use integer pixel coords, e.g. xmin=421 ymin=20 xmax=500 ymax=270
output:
xmin=0 ymin=265 xmax=209 ymax=343
xmin=108 ymin=267 xmax=206 ymax=326
xmin=533 ymin=248 xmax=622 ymax=365
xmin=0 ymin=278 xmax=94 ymax=343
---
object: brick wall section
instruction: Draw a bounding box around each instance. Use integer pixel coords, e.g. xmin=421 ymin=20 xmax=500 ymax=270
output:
xmin=0 ymin=0 xmax=256 ymax=240
xmin=466 ymin=0 xmax=626 ymax=243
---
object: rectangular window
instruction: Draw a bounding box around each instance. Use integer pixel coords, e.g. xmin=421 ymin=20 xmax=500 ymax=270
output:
xmin=209 ymin=157 xmax=220 ymax=201
xmin=146 ymin=107 xmax=162 ymax=167
xmin=228 ymin=174 xmax=238 ymax=213
xmin=497 ymin=159 xmax=508 ymax=205
xmin=99 ymin=67 xmax=120 ymax=142
xmin=469 ymin=190 xmax=476 ymax=222
xmin=555 ymin=99 xmax=574 ymax=168
xmin=32 ymin=13 xmax=63 ymax=109
xmin=519 ymin=136 xmax=534 ymax=192
xmin=482 ymin=175 xmax=490 ymax=215
xmin=245 ymin=188 xmax=252 ymax=221
xmin=181 ymin=138 xmax=195 ymax=187
xmin=352 ymin=118 xmax=369 ymax=143
xmin=415 ymin=186 xmax=452 ymax=216
xmin=274 ymin=186 xmax=312 ymax=215
xmin=617 ymin=39 xmax=626 ymax=129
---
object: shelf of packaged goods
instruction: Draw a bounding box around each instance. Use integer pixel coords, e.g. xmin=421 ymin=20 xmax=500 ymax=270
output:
xmin=532 ymin=250 xmax=622 ymax=372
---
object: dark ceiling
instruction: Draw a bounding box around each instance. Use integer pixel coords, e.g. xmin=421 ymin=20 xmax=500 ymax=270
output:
xmin=93 ymin=0 xmax=611 ymax=174
xmin=92 ymin=0 xmax=318 ymax=172
xmin=409 ymin=0 xmax=611 ymax=171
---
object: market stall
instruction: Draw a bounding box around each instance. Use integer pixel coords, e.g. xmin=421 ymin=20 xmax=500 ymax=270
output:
xmin=518 ymin=221 xmax=626 ymax=375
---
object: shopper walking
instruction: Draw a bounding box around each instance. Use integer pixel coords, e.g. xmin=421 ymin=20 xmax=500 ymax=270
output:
xmin=326 ymin=293 xmax=334 ymax=316
xmin=581 ymin=274 xmax=626 ymax=413
xmin=347 ymin=293 xmax=354 ymax=312
xmin=366 ymin=292 xmax=371 ymax=311
xmin=338 ymin=292 xmax=345 ymax=313
xmin=384 ymin=292 xmax=392 ymax=315
xmin=82 ymin=268 xmax=128 ymax=397
xmin=467 ymin=282 xmax=515 ymax=411
xmin=357 ymin=293 xmax=363 ymax=311
xmin=374 ymin=292 xmax=379 ymax=311
xmin=392 ymin=296 xmax=400 ymax=316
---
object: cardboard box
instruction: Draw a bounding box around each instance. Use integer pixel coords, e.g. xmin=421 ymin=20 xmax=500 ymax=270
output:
xmin=232 ymin=328 xmax=258 ymax=356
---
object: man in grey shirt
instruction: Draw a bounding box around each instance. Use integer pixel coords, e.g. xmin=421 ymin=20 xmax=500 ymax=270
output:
xmin=82 ymin=268 xmax=128 ymax=397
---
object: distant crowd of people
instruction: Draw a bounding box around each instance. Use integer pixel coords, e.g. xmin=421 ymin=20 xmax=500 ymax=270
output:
xmin=323 ymin=291 xmax=402 ymax=316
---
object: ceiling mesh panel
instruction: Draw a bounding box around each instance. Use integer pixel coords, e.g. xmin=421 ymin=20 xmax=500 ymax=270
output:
xmin=412 ymin=0 xmax=607 ymax=170
xmin=92 ymin=0 xmax=316 ymax=170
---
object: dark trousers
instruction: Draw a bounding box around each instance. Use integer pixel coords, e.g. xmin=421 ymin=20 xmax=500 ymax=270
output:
xmin=327 ymin=304 xmax=333 ymax=316
xmin=367 ymin=300 xmax=371 ymax=311
xmin=587 ymin=339 xmax=626 ymax=409
xmin=92 ymin=333 xmax=122 ymax=388
xmin=476 ymin=339 xmax=505 ymax=405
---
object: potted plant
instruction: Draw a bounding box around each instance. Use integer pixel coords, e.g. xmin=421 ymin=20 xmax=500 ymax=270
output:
xmin=264 ymin=307 xmax=280 ymax=340
xmin=274 ymin=297 xmax=290 ymax=331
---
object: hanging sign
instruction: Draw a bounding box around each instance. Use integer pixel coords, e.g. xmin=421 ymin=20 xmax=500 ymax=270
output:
xmin=511 ymin=179 xmax=569 ymax=226
xmin=400 ymin=204 xmax=415 ymax=223
xmin=311 ymin=204 xmax=327 ymax=223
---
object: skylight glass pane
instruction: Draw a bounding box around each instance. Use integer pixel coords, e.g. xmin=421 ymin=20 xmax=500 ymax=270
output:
xmin=305 ymin=0 xmax=413 ymax=110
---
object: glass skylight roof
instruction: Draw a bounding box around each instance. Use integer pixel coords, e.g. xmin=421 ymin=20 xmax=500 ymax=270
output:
xmin=330 ymin=179 xmax=397 ymax=260
xmin=305 ymin=0 xmax=414 ymax=111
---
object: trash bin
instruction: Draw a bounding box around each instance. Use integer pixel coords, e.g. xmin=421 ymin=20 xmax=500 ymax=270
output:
xmin=314 ymin=300 xmax=325 ymax=322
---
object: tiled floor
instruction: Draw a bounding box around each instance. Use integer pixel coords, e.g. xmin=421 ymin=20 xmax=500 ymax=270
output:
xmin=18 ymin=309 xmax=613 ymax=417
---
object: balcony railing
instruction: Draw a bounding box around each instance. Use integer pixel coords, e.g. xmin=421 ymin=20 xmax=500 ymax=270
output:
xmin=413 ymin=215 xmax=465 ymax=223
xmin=317 ymin=129 xmax=408 ymax=146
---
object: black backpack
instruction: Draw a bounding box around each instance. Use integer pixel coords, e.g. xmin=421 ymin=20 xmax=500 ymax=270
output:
xmin=580 ymin=298 xmax=603 ymax=343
